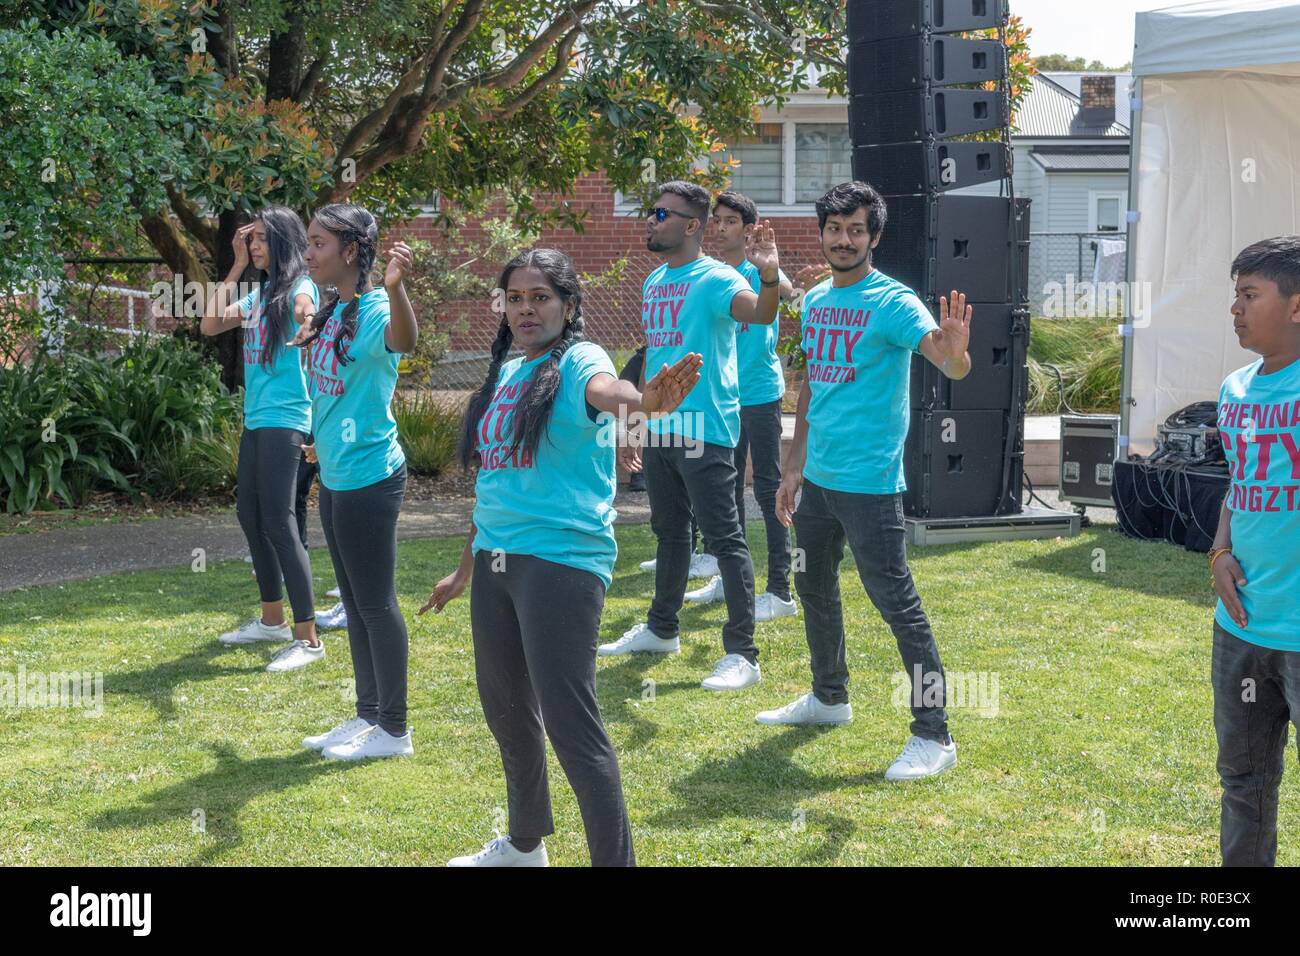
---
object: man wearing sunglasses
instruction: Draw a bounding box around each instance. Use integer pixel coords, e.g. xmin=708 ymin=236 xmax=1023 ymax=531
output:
xmin=599 ymin=181 xmax=781 ymax=694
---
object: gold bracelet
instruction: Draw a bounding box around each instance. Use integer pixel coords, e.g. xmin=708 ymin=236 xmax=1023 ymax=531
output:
xmin=1209 ymin=548 xmax=1233 ymax=576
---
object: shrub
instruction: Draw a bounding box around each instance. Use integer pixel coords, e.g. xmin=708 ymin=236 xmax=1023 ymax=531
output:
xmin=393 ymin=390 xmax=464 ymax=476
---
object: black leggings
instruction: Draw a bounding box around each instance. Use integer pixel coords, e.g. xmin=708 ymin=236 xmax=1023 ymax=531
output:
xmin=318 ymin=464 xmax=408 ymax=736
xmin=470 ymin=551 xmax=635 ymax=867
xmin=236 ymin=427 xmax=315 ymax=623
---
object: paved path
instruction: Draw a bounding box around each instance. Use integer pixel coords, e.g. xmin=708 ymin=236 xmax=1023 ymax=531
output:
xmin=0 ymin=489 xmax=765 ymax=593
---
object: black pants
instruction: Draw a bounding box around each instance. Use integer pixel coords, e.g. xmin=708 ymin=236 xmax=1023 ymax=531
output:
xmin=236 ymin=427 xmax=315 ymax=623
xmin=1212 ymin=621 xmax=1300 ymax=866
xmin=318 ymin=464 xmax=408 ymax=736
xmin=644 ymin=441 xmax=757 ymax=661
xmin=793 ymin=479 xmax=949 ymax=742
xmin=470 ymin=551 xmax=635 ymax=867
xmin=735 ymin=400 xmax=791 ymax=601
xmin=294 ymin=445 xmax=318 ymax=550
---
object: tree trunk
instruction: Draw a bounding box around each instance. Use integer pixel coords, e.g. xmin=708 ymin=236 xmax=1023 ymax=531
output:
xmin=213 ymin=209 xmax=247 ymax=393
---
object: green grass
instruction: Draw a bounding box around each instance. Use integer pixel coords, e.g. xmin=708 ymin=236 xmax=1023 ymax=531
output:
xmin=2 ymin=522 xmax=1292 ymax=866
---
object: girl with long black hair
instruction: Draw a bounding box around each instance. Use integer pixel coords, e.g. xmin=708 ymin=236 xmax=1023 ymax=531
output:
xmin=291 ymin=202 xmax=418 ymax=761
xmin=418 ymin=248 xmax=702 ymax=866
xmin=203 ymin=205 xmax=324 ymax=672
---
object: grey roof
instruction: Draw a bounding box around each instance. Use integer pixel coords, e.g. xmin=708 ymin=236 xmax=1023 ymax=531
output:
xmin=1031 ymin=149 xmax=1131 ymax=172
xmin=1016 ymin=72 xmax=1129 ymax=139
xmin=1045 ymin=72 xmax=1135 ymax=129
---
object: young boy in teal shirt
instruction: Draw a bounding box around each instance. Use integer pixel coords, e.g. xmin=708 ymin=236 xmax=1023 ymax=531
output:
xmin=1210 ymin=235 xmax=1300 ymax=867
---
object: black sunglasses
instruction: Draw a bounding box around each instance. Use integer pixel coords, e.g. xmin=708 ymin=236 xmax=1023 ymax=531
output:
xmin=648 ymin=206 xmax=694 ymax=223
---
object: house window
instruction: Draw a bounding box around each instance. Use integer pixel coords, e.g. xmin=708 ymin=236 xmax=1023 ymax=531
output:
xmin=1090 ymin=191 xmax=1125 ymax=232
xmin=416 ymin=192 xmax=441 ymax=216
xmin=721 ymin=123 xmax=784 ymax=203
xmin=794 ymin=123 xmax=852 ymax=203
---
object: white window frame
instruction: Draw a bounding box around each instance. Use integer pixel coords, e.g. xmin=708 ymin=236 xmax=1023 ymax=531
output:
xmin=415 ymin=192 xmax=441 ymax=217
xmin=613 ymin=100 xmax=850 ymax=219
xmin=1088 ymin=189 xmax=1126 ymax=233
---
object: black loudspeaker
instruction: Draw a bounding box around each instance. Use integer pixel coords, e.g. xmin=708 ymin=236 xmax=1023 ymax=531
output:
xmin=847 ymin=0 xmax=1008 ymax=40
xmin=848 ymin=35 xmax=1006 ymax=93
xmin=1010 ymin=196 xmax=1030 ymax=306
xmin=910 ymin=304 xmax=1029 ymax=411
xmin=852 ymin=141 xmax=1009 ymax=195
xmin=870 ymin=195 xmax=1013 ymax=303
xmin=903 ymin=409 xmax=1008 ymax=518
xmin=849 ymin=88 xmax=1007 ymax=143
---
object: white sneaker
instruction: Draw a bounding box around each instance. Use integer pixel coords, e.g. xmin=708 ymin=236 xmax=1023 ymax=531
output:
xmin=639 ymin=553 xmax=717 ymax=579
xmin=316 ymin=601 xmax=348 ymax=631
xmin=885 ymin=735 xmax=957 ymax=781
xmin=755 ymin=592 xmax=798 ymax=623
xmin=326 ymin=586 xmax=341 ymax=598
xmin=303 ymin=716 xmax=374 ymax=751
xmin=321 ymin=724 xmax=414 ymax=761
xmin=690 ymin=552 xmax=719 ymax=578
xmin=597 ymin=622 xmax=679 ymax=657
xmin=219 ymin=617 xmax=292 ymax=645
xmin=267 ymin=639 xmax=325 ymax=672
xmin=447 ymin=831 xmax=548 ymax=867
xmin=701 ymin=653 xmax=761 ymax=691
xmin=684 ymin=574 xmax=725 ymax=605
xmin=755 ymin=692 xmax=852 ymax=726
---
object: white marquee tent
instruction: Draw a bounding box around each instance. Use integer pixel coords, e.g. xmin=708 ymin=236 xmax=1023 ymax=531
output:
xmin=1122 ymin=0 xmax=1300 ymax=455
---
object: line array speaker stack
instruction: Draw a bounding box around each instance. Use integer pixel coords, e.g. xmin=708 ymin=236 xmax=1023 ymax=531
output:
xmin=848 ymin=0 xmax=1032 ymax=522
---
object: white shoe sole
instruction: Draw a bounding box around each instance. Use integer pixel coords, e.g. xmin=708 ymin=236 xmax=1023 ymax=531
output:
xmin=219 ymin=632 xmax=292 ymax=645
xmin=268 ymin=650 xmax=325 ymax=673
xmin=755 ymin=708 xmax=851 ymax=726
xmin=322 ymin=745 xmax=413 ymax=761
xmin=886 ymin=751 xmax=957 ymax=781
xmin=597 ymin=636 xmax=680 ymax=656
xmin=701 ymin=671 xmax=761 ymax=692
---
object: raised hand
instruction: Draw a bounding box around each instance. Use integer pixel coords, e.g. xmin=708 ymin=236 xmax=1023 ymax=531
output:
xmin=793 ymin=263 xmax=830 ymax=292
xmin=745 ymin=219 xmax=780 ymax=280
xmin=231 ymin=224 xmax=254 ymax=270
xmin=642 ymin=353 xmax=703 ymax=417
xmin=383 ymin=241 xmax=414 ymax=289
xmin=936 ymin=289 xmax=973 ymax=361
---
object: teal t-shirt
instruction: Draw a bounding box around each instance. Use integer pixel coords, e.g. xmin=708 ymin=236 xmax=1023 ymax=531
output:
xmin=1214 ymin=356 xmax=1300 ymax=650
xmin=237 ymin=274 xmax=318 ymax=433
xmin=471 ymin=340 xmax=619 ymax=589
xmin=306 ymin=288 xmax=406 ymax=491
xmin=642 ymin=255 xmax=754 ymax=448
xmin=801 ymin=269 xmax=937 ymax=495
xmin=733 ymin=259 xmax=788 ymax=407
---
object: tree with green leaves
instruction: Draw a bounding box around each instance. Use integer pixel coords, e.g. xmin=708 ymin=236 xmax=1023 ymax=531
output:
xmin=4 ymin=0 xmax=845 ymax=384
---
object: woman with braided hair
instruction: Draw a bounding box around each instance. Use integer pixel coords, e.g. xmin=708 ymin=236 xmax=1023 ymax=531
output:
xmin=418 ymin=248 xmax=701 ymax=866
xmin=291 ymin=202 xmax=419 ymax=761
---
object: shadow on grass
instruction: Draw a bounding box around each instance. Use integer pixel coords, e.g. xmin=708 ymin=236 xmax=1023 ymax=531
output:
xmin=89 ymin=742 xmax=345 ymax=865
xmin=645 ymin=725 xmax=888 ymax=864
xmin=1011 ymin=530 xmax=1210 ymax=606
xmin=105 ymin=643 xmax=268 ymax=721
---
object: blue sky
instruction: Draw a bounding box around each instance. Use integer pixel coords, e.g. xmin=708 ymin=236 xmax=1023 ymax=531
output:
xmin=1014 ymin=0 xmax=1171 ymax=67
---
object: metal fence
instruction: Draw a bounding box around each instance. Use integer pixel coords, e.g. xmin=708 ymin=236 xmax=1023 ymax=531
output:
xmin=1027 ymin=232 xmax=1128 ymax=317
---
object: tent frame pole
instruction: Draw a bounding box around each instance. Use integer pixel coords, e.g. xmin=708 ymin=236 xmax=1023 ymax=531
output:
xmin=1119 ymin=74 xmax=1144 ymax=462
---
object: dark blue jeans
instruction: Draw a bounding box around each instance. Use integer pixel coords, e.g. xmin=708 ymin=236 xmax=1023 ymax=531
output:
xmin=735 ymin=400 xmax=791 ymax=601
xmin=792 ymin=479 xmax=949 ymax=743
xmin=644 ymin=441 xmax=757 ymax=662
xmin=1212 ymin=621 xmax=1300 ymax=866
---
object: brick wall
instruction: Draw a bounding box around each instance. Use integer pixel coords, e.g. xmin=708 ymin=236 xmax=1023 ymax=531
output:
xmin=391 ymin=170 xmax=825 ymax=360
